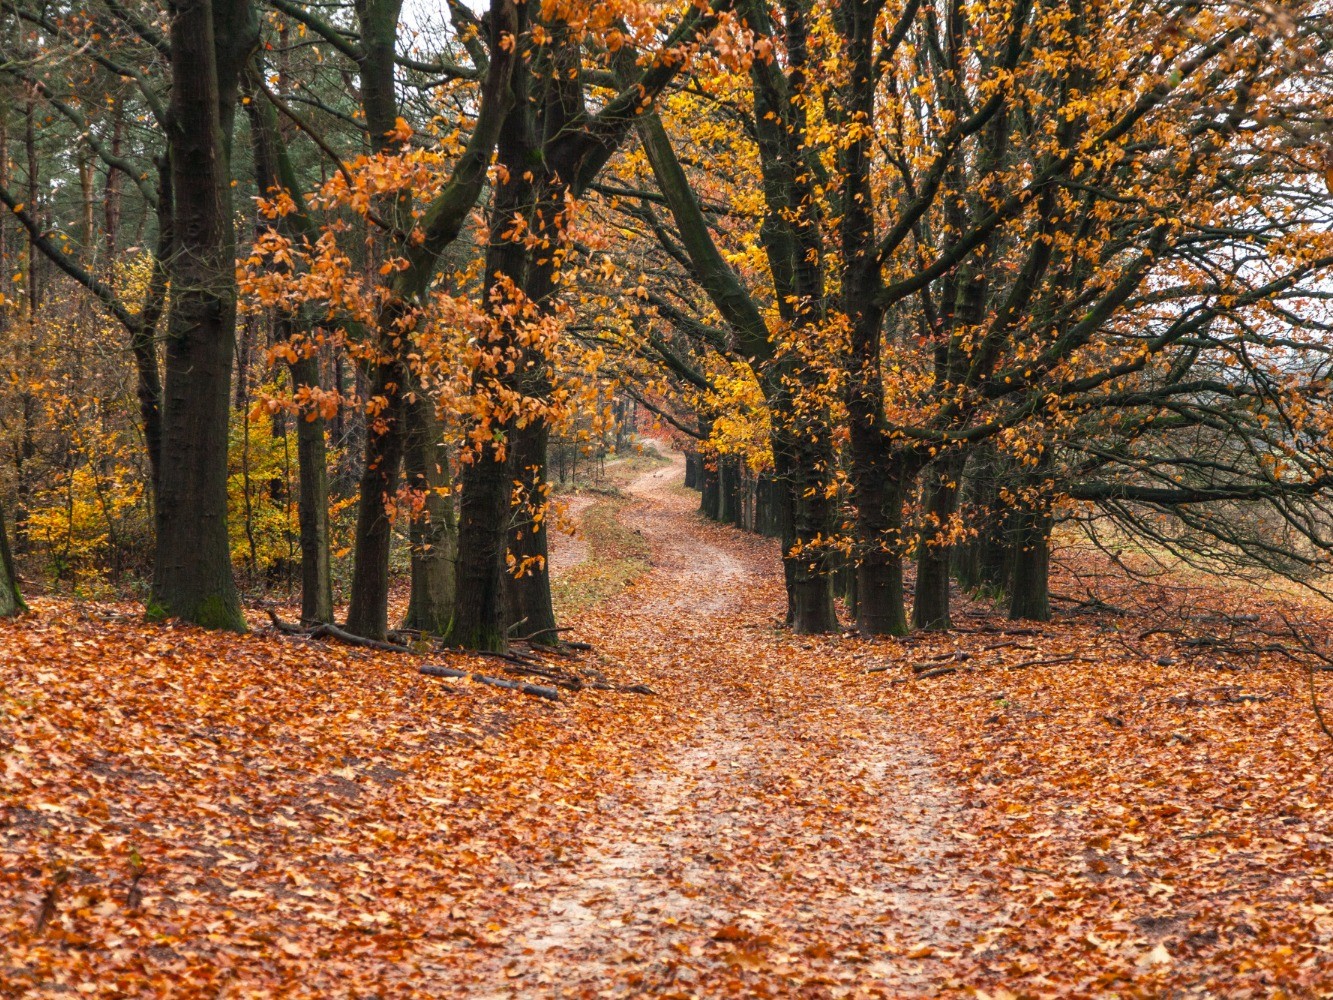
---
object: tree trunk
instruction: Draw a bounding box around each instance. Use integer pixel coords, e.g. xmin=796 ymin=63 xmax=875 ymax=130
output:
xmin=772 ymin=428 xmax=839 ymax=634
xmin=245 ymin=85 xmax=333 ymax=623
xmin=1008 ymin=501 xmax=1052 ymax=622
xmin=954 ymin=445 xmax=1010 ymax=597
xmin=344 ymin=360 xmax=407 ymax=639
xmin=717 ymin=455 xmax=739 ymax=525
xmin=150 ymin=0 xmax=252 ymax=631
xmin=503 ymin=419 xmax=556 ymax=641
xmin=452 ymin=435 xmax=512 ymax=651
xmin=0 ymin=501 xmax=22 ymax=617
xmin=849 ymin=445 xmax=915 ymax=637
xmin=290 ymin=351 xmax=334 ymax=623
xmin=913 ymin=453 xmax=966 ymax=631
xmin=700 ymin=456 xmax=721 ymax=520
xmin=449 ymin=51 xmax=532 ymax=652
xmin=401 ymin=388 xmax=456 ymax=634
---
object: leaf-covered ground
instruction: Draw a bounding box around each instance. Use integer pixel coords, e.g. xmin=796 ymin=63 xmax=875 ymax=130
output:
xmin=3 ymin=451 xmax=1331 ymax=997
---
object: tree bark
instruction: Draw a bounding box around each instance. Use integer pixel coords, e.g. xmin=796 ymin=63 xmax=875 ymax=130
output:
xmin=344 ymin=358 xmax=407 ymax=639
xmin=1008 ymin=500 xmax=1052 ymax=622
xmin=245 ymin=84 xmax=333 ymax=622
xmin=150 ymin=0 xmax=254 ymax=631
xmin=450 ymin=38 xmax=533 ymax=651
xmin=290 ymin=348 xmax=334 ymax=623
xmin=402 ymin=386 xmax=456 ymax=635
xmin=452 ymin=437 xmax=513 ymax=651
xmin=913 ymin=453 xmax=967 ymax=631
xmin=503 ymin=419 xmax=557 ymax=641
xmin=700 ymin=455 xmax=720 ymax=519
xmin=0 ymin=500 xmax=22 ymax=617
xmin=772 ymin=425 xmax=839 ymax=634
xmin=853 ymin=468 xmax=909 ymax=637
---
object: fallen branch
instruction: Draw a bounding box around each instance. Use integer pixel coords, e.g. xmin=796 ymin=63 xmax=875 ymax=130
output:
xmin=912 ymin=652 xmax=971 ymax=673
xmin=915 ymin=666 xmax=961 ymax=680
xmin=982 ymin=641 xmax=1038 ymax=654
xmin=1007 ymin=654 xmax=1093 ymax=671
xmin=521 ymin=626 xmax=575 ymax=643
xmin=419 ymin=665 xmax=559 ymax=701
xmin=267 ymin=609 xmax=415 ymax=654
xmin=309 ymin=623 xmax=413 ymax=653
xmin=267 ymin=609 xmax=308 ymax=635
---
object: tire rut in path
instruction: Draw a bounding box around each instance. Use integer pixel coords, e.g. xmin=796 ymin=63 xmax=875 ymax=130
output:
xmin=468 ymin=451 xmax=996 ymax=997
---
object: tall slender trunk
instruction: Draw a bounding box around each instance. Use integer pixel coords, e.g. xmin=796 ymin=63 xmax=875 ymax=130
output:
xmin=133 ymin=162 xmax=170 ymax=499
xmin=289 ymin=348 xmax=334 ymax=623
xmin=150 ymin=0 xmax=253 ymax=631
xmin=103 ymin=96 xmax=124 ymax=257
xmin=402 ymin=386 xmax=456 ymax=634
xmin=245 ymin=86 xmax=332 ymax=622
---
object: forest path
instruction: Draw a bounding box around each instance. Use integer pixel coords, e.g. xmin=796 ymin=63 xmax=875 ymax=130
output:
xmin=463 ymin=448 xmax=999 ymax=997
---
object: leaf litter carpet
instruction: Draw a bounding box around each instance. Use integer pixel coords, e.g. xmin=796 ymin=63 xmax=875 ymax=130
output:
xmin=2 ymin=452 xmax=1331 ymax=997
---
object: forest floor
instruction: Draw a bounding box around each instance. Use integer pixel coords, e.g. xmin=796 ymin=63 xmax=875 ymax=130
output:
xmin=2 ymin=447 xmax=1333 ymax=997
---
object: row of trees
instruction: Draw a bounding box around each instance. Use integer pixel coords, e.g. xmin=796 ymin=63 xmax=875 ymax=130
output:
xmin=3 ymin=0 xmax=1333 ymax=643
xmin=619 ymin=0 xmax=1333 ymax=632
xmin=1 ymin=0 xmax=733 ymax=647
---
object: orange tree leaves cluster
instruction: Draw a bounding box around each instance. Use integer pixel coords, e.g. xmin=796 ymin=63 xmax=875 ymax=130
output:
xmin=0 ymin=0 xmax=742 ymax=648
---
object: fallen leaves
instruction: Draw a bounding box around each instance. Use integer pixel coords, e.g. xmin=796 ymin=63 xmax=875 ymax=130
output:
xmin=2 ymin=455 xmax=1332 ymax=996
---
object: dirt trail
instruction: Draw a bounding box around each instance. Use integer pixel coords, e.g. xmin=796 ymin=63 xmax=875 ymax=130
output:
xmin=463 ymin=449 xmax=998 ymax=997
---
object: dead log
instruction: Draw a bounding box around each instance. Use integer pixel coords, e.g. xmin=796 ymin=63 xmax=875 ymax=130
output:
xmin=521 ymin=626 xmax=575 ymax=643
